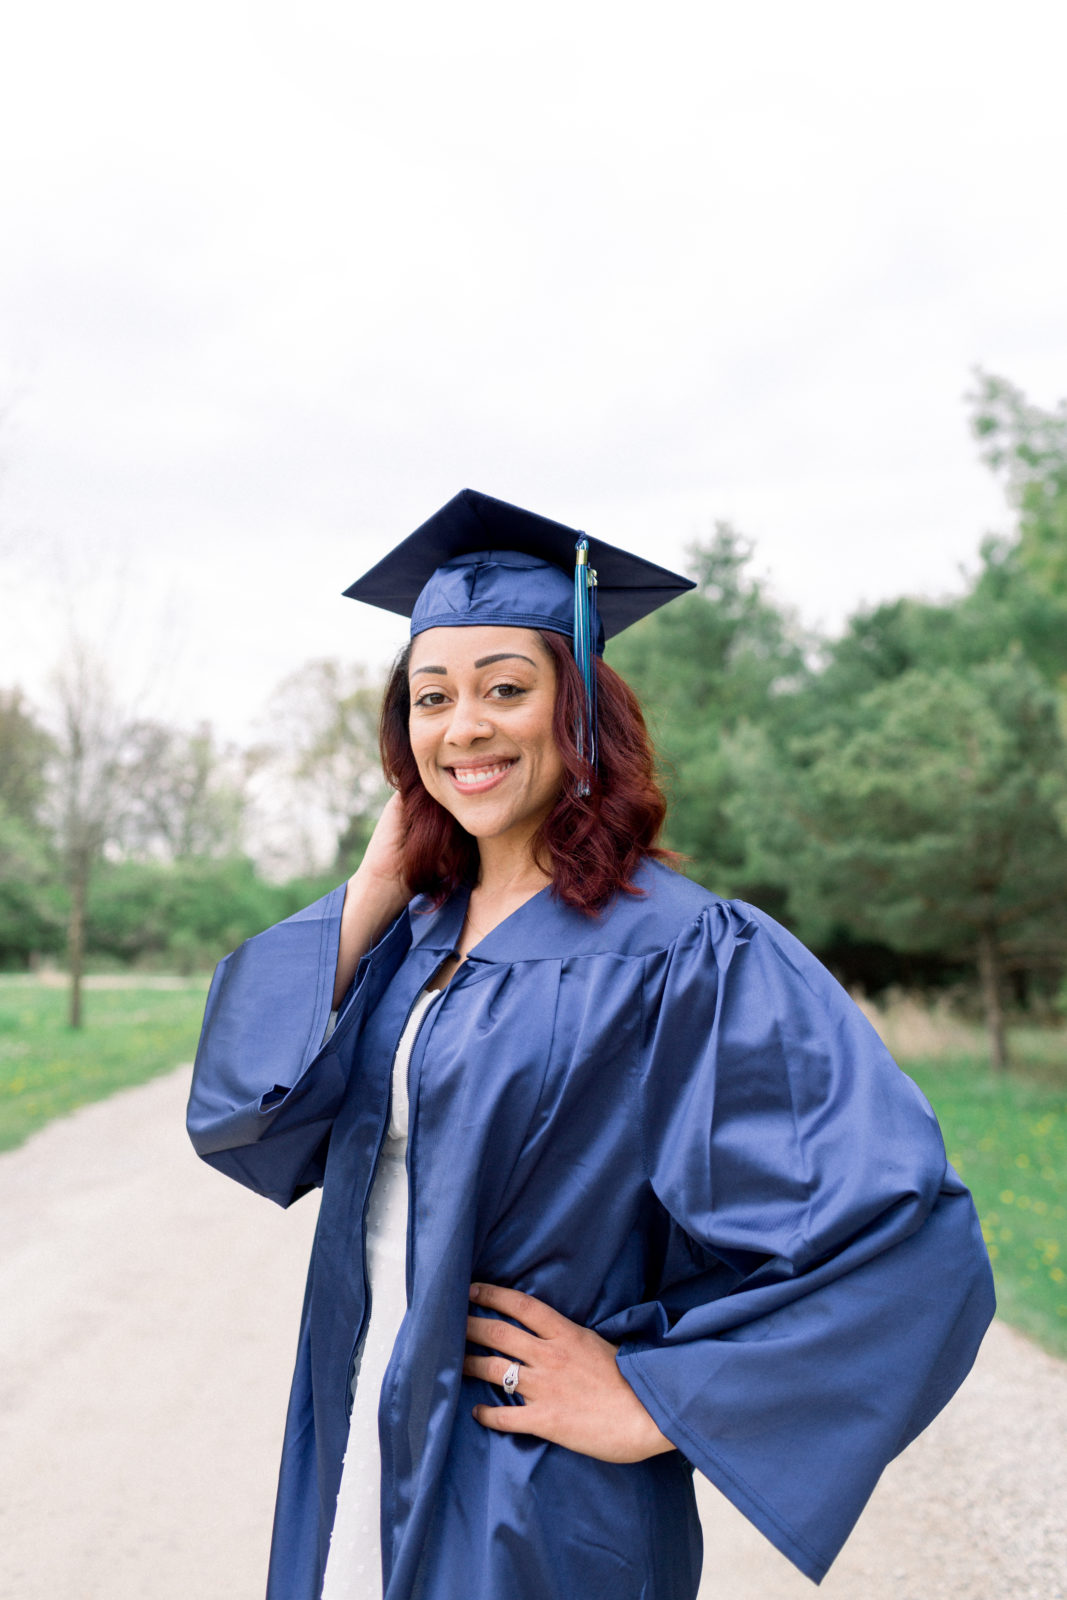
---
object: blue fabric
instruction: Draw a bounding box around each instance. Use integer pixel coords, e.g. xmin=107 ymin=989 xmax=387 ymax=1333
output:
xmin=410 ymin=548 xmax=607 ymax=653
xmin=342 ymin=487 xmax=694 ymax=639
xmin=186 ymin=861 xmax=994 ymax=1599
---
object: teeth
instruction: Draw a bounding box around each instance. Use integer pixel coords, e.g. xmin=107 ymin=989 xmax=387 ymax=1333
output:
xmin=451 ymin=762 xmax=513 ymax=787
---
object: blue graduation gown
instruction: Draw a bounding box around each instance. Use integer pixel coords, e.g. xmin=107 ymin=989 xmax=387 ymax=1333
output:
xmin=186 ymin=860 xmax=994 ymax=1599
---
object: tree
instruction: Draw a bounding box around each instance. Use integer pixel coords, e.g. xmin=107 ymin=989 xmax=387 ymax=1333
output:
xmin=607 ymin=523 xmax=807 ymax=895
xmin=732 ymin=656 xmax=1067 ymax=1070
xmin=117 ymin=720 xmax=248 ymax=861
xmin=801 ymin=596 xmax=979 ymax=736
xmin=0 ymin=688 xmax=54 ymax=824
xmin=796 ymin=379 xmax=1067 ymax=716
xmin=44 ymin=640 xmax=130 ymax=1026
xmin=255 ymin=659 xmax=389 ymax=877
xmin=0 ymin=689 xmax=62 ymax=966
xmin=0 ymin=810 xmax=61 ymax=967
xmin=969 ymin=370 xmax=1067 ymax=601
xmin=87 ymin=856 xmax=286 ymax=973
xmin=959 ymin=535 xmax=1067 ymax=687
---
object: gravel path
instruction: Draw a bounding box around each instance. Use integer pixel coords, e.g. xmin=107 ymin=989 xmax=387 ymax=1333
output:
xmin=0 ymin=1065 xmax=1063 ymax=1599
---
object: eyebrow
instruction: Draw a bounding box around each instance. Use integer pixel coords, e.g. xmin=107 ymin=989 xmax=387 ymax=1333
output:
xmin=411 ymin=652 xmax=538 ymax=677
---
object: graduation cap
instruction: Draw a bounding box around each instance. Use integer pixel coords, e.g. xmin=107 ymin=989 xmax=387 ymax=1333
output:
xmin=344 ymin=488 xmax=694 ymax=780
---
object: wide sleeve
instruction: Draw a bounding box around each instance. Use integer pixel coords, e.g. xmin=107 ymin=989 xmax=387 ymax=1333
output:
xmin=610 ymin=901 xmax=995 ymax=1584
xmin=185 ymin=883 xmax=410 ymax=1208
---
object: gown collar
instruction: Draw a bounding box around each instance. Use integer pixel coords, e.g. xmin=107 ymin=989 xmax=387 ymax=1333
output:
xmin=405 ymin=882 xmax=569 ymax=963
xmin=404 ymin=859 xmax=685 ymax=964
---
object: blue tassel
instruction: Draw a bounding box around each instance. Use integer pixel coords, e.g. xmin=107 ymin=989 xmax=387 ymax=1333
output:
xmin=573 ymin=538 xmax=598 ymax=794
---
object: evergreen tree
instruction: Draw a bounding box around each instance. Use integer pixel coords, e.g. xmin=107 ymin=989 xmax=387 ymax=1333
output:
xmin=730 ymin=657 xmax=1067 ymax=1069
xmin=607 ymin=523 xmax=807 ymax=897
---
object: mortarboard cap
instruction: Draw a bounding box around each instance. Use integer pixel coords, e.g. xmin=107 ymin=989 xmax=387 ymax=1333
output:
xmin=344 ymin=488 xmax=694 ymax=785
xmin=343 ymin=488 xmax=694 ymax=651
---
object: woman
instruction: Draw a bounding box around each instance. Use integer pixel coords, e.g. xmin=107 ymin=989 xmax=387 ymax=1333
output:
xmin=188 ymin=489 xmax=994 ymax=1600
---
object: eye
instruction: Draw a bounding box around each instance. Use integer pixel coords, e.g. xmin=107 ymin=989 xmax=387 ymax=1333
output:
xmin=488 ymin=682 xmax=527 ymax=699
xmin=412 ymin=690 xmax=449 ymax=709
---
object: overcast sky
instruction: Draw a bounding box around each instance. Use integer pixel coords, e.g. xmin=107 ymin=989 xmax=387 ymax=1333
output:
xmin=2 ymin=0 xmax=1065 ymax=741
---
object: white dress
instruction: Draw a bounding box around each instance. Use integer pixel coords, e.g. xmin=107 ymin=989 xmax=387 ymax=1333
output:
xmin=321 ymin=986 xmax=442 ymax=1600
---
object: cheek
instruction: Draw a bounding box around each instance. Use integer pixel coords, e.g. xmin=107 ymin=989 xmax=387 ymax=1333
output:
xmin=407 ymin=724 xmax=436 ymax=779
xmin=544 ymin=749 xmax=566 ymax=794
xmin=532 ymin=726 xmax=566 ymax=788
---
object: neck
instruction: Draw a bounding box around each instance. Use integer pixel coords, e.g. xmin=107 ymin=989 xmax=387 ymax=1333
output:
xmin=473 ymin=831 xmax=552 ymax=903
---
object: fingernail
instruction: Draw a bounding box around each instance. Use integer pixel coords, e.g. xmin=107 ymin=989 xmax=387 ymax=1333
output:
xmin=469 ymin=1283 xmax=480 ymax=1301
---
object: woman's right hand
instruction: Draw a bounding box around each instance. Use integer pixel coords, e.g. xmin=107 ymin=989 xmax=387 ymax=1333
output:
xmin=333 ymin=793 xmax=411 ymax=1007
xmin=355 ymin=791 xmax=410 ymax=904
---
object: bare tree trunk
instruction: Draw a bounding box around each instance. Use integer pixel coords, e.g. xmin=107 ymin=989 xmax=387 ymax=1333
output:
xmin=68 ymin=846 xmax=88 ymax=1030
xmin=977 ymin=926 xmax=1009 ymax=1072
xmin=46 ymin=635 xmax=138 ymax=1022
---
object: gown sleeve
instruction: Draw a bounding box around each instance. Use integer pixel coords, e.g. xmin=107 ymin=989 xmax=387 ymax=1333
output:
xmin=185 ymin=883 xmax=411 ymax=1208
xmin=612 ymin=900 xmax=995 ymax=1584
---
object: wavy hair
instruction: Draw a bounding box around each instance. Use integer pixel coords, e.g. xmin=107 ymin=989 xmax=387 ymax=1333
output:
xmin=378 ymin=629 xmax=674 ymax=913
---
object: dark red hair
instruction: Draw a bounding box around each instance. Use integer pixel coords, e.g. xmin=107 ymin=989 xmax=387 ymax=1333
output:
xmin=379 ymin=629 xmax=675 ymax=914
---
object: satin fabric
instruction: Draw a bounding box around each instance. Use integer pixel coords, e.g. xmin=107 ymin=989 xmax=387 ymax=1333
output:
xmin=186 ymin=861 xmax=994 ymax=1599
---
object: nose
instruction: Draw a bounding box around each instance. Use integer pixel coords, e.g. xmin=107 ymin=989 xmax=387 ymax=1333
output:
xmin=445 ymin=695 xmax=493 ymax=747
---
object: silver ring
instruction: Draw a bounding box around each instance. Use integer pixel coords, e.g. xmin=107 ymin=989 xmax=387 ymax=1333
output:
xmin=502 ymin=1362 xmax=520 ymax=1396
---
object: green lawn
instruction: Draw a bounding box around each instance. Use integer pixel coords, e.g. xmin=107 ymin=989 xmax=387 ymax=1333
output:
xmin=0 ymin=978 xmax=209 ymax=1154
xmin=905 ymin=1047 xmax=1067 ymax=1360
xmin=1 ymin=978 xmax=1064 ymax=1360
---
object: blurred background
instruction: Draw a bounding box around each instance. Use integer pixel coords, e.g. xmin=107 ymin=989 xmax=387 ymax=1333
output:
xmin=0 ymin=0 xmax=1064 ymax=1373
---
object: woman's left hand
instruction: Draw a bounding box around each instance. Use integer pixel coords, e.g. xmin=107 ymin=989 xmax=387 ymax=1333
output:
xmin=464 ymin=1282 xmax=676 ymax=1464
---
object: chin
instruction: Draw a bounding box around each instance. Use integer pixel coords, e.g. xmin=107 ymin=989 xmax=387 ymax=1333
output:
xmin=448 ymin=806 xmax=516 ymax=839
xmin=433 ymin=793 xmax=539 ymax=843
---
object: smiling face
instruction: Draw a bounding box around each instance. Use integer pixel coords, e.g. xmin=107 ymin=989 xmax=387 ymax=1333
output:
xmin=407 ymin=625 xmax=566 ymax=854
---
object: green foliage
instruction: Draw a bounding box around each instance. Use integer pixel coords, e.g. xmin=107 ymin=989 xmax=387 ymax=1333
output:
xmin=802 ymin=554 xmax=1067 ymax=734
xmin=0 ymin=372 xmax=1063 ymax=1057
xmin=0 ymin=810 xmax=65 ymax=967
xmin=604 ymin=488 xmax=1067 ymax=1022
xmin=0 ymin=691 xmax=64 ymax=967
xmin=86 ymin=857 xmax=290 ymax=973
xmin=970 ymin=369 xmax=1067 ymax=602
xmin=607 ymin=522 xmax=807 ymax=893
xmin=960 ymin=538 xmax=1067 ymax=687
xmin=335 ymin=811 xmax=379 ymax=878
xmin=744 ymin=656 xmax=1067 ymax=961
xmin=0 ymin=979 xmax=209 ymax=1153
xmin=803 ymin=594 xmax=992 ymax=736
xmin=0 ymin=688 xmax=54 ymax=825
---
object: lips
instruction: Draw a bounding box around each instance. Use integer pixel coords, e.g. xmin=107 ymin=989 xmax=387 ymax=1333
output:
xmin=447 ymin=759 xmax=517 ymax=791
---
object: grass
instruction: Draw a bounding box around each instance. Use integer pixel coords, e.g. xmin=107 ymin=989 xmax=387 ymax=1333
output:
xmin=1 ymin=976 xmax=1064 ymax=1360
xmin=861 ymin=994 xmax=1067 ymax=1360
xmin=0 ymin=977 xmax=209 ymax=1155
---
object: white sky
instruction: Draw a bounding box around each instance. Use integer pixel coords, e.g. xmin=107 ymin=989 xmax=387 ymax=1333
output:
xmin=1 ymin=0 xmax=1065 ymax=740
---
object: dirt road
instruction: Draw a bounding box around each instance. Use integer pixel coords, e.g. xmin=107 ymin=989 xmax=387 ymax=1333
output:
xmin=0 ymin=1067 xmax=1063 ymax=1599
